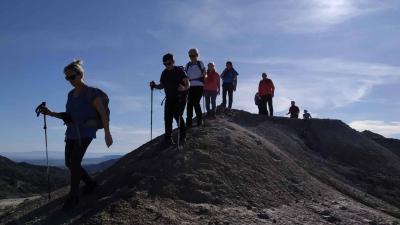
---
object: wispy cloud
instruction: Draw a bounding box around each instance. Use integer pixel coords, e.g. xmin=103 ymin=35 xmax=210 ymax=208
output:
xmin=162 ymin=0 xmax=395 ymax=37
xmin=349 ymin=120 xmax=400 ymax=138
xmin=233 ymin=57 xmax=400 ymax=114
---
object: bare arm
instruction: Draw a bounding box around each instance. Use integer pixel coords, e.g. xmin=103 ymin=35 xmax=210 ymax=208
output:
xmin=178 ymin=78 xmax=190 ymax=92
xmin=40 ymin=107 xmax=64 ymax=120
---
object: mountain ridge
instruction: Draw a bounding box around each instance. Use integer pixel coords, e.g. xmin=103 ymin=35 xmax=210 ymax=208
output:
xmin=2 ymin=109 xmax=400 ymax=225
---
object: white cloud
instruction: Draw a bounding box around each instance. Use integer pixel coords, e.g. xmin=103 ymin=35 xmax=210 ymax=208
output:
xmin=162 ymin=0 xmax=394 ymax=37
xmin=233 ymin=57 xmax=400 ymax=114
xmin=349 ymin=120 xmax=400 ymax=137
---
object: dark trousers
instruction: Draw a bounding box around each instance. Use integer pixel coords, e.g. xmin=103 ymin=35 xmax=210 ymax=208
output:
xmin=259 ymin=95 xmax=273 ymax=116
xmin=204 ymin=90 xmax=217 ymax=114
xmin=186 ymin=86 xmax=203 ymax=126
xmin=65 ymin=138 xmax=94 ymax=197
xmin=165 ymin=96 xmax=186 ymax=139
xmin=222 ymin=83 xmax=234 ymax=109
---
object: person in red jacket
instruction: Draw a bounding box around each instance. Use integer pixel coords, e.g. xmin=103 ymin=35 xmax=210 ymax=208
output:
xmin=258 ymin=73 xmax=275 ymax=116
xmin=204 ymin=62 xmax=220 ymax=118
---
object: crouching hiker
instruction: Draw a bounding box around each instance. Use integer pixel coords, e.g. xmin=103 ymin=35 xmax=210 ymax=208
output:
xmin=150 ymin=53 xmax=190 ymax=147
xmin=204 ymin=62 xmax=220 ymax=119
xmin=39 ymin=59 xmax=113 ymax=211
xmin=303 ymin=110 xmax=312 ymax=120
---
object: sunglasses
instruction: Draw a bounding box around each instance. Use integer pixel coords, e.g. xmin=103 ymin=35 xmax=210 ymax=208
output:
xmin=65 ymin=75 xmax=77 ymax=81
xmin=163 ymin=62 xmax=173 ymax=66
xmin=189 ymin=55 xmax=197 ymax=58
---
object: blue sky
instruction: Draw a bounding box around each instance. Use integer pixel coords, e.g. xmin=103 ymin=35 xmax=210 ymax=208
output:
xmin=1 ymin=0 xmax=399 ymax=156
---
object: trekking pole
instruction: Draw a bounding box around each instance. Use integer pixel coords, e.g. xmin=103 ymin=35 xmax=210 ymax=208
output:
xmin=35 ymin=102 xmax=51 ymax=201
xmin=150 ymin=87 xmax=154 ymax=141
xmin=202 ymin=93 xmax=206 ymax=128
xmin=177 ymin=94 xmax=181 ymax=150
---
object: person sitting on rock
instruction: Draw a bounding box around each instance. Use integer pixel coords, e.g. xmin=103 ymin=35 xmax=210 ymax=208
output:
xmin=286 ymin=101 xmax=300 ymax=119
xmin=303 ymin=110 xmax=312 ymax=120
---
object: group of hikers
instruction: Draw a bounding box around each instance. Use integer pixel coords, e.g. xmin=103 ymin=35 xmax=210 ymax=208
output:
xmin=36 ymin=48 xmax=313 ymax=211
xmin=254 ymin=73 xmax=311 ymax=120
xmin=150 ymin=49 xmax=239 ymax=147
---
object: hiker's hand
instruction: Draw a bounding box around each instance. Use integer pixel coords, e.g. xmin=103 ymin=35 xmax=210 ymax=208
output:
xmin=40 ymin=106 xmax=51 ymax=115
xmin=149 ymin=81 xmax=156 ymax=89
xmin=105 ymin=132 xmax=113 ymax=148
xmin=178 ymin=84 xmax=186 ymax=92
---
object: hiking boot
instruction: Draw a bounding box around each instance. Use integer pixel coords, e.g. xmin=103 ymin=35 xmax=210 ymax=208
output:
xmin=178 ymin=137 xmax=186 ymax=147
xmin=62 ymin=196 xmax=79 ymax=211
xmin=211 ymin=111 xmax=217 ymax=119
xmin=186 ymin=119 xmax=192 ymax=129
xmin=82 ymin=181 xmax=98 ymax=195
xmin=163 ymin=137 xmax=175 ymax=148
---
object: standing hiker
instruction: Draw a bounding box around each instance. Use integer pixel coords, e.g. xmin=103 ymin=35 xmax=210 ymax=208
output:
xmin=204 ymin=62 xmax=220 ymax=119
xmin=303 ymin=110 xmax=312 ymax=120
xmin=220 ymin=61 xmax=238 ymax=110
xmin=185 ymin=48 xmax=206 ymax=127
xmin=150 ymin=53 xmax=190 ymax=146
xmin=286 ymin=101 xmax=300 ymax=119
xmin=39 ymin=59 xmax=113 ymax=210
xmin=258 ymin=72 xmax=275 ymax=117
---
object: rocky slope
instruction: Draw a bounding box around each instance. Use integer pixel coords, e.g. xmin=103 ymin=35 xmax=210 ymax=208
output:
xmin=2 ymin=110 xmax=400 ymax=225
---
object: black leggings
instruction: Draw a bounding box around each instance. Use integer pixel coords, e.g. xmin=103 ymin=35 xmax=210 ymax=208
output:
xmin=164 ymin=96 xmax=187 ymax=139
xmin=65 ymin=138 xmax=94 ymax=197
xmin=222 ymin=83 xmax=234 ymax=109
xmin=186 ymin=86 xmax=203 ymax=125
xmin=259 ymin=95 xmax=273 ymax=116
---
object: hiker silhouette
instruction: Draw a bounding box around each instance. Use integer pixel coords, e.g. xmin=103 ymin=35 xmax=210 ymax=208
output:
xmin=220 ymin=61 xmax=239 ymax=110
xmin=150 ymin=53 xmax=190 ymax=148
xmin=286 ymin=101 xmax=300 ymax=119
xmin=303 ymin=110 xmax=312 ymax=120
xmin=257 ymin=72 xmax=275 ymax=117
xmin=38 ymin=59 xmax=112 ymax=211
xmin=185 ymin=48 xmax=206 ymax=127
xmin=204 ymin=62 xmax=220 ymax=119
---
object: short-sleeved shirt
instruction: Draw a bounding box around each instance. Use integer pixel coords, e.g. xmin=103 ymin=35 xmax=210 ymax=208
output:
xmin=160 ymin=66 xmax=188 ymax=99
xmin=185 ymin=61 xmax=205 ymax=87
xmin=221 ymin=68 xmax=238 ymax=84
xmin=65 ymin=86 xmax=101 ymax=140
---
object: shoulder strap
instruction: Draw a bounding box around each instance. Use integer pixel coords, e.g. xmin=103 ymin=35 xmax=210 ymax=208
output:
xmin=185 ymin=63 xmax=190 ymax=72
xmin=197 ymin=61 xmax=205 ymax=74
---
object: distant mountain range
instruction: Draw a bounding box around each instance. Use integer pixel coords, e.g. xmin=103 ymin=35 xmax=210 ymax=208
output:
xmin=0 ymin=155 xmax=67 ymax=199
xmin=0 ymin=154 xmax=122 ymax=200
xmin=0 ymin=152 xmax=122 ymax=167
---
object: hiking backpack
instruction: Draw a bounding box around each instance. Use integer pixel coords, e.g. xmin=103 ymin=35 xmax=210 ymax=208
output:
xmin=86 ymin=87 xmax=110 ymax=129
xmin=185 ymin=61 xmax=205 ymax=83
